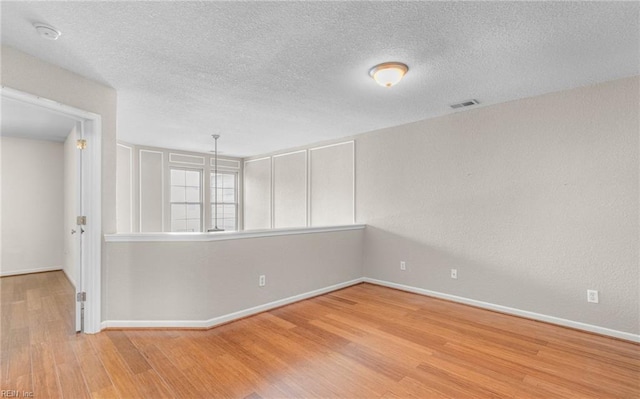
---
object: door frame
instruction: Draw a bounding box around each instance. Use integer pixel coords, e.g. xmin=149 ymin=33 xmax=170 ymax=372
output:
xmin=2 ymin=86 xmax=103 ymax=334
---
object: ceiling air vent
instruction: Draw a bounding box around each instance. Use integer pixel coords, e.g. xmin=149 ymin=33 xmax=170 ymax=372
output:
xmin=450 ymin=99 xmax=479 ymax=109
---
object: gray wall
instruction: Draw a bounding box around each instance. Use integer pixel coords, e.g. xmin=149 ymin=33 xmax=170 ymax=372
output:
xmin=356 ymin=76 xmax=639 ymax=334
xmin=7 ymin=45 xmax=634 ymax=336
xmin=105 ymin=229 xmax=364 ymax=321
xmin=104 ymin=77 xmax=638 ymax=336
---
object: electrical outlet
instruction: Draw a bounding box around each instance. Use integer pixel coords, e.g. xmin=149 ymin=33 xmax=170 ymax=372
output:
xmin=451 ymin=269 xmax=458 ymax=279
xmin=259 ymin=275 xmax=266 ymax=287
xmin=400 ymin=261 xmax=406 ymax=271
xmin=587 ymin=289 xmax=599 ymax=303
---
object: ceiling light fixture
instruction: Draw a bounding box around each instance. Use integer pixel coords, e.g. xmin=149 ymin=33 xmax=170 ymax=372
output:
xmin=34 ymin=23 xmax=61 ymax=40
xmin=369 ymin=62 xmax=409 ymax=88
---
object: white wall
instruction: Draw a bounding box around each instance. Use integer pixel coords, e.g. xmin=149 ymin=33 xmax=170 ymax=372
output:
xmin=116 ymin=142 xmax=243 ymax=233
xmin=356 ymin=76 xmax=639 ymax=335
xmin=1 ymin=137 xmax=64 ymax=275
xmin=244 ymin=141 xmax=354 ymax=230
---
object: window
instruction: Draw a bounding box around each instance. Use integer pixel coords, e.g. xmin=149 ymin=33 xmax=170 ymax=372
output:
xmin=210 ymin=172 xmax=237 ymax=231
xmin=170 ymin=168 xmax=202 ymax=232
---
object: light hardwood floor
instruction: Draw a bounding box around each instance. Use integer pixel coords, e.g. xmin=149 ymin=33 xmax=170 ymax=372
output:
xmin=1 ymin=271 xmax=638 ymax=398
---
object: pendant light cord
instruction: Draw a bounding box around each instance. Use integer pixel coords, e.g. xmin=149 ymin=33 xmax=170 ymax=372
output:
xmin=213 ymin=135 xmax=219 ymax=230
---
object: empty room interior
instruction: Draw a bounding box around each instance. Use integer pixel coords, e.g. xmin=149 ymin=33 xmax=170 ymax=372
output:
xmin=1 ymin=2 xmax=638 ymax=398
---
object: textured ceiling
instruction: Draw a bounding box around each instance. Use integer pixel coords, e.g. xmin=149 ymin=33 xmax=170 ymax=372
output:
xmin=1 ymin=2 xmax=638 ymax=157
xmin=1 ymin=97 xmax=77 ymax=142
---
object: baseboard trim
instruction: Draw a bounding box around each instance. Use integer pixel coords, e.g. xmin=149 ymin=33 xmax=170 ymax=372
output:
xmin=0 ymin=267 xmax=61 ymax=277
xmin=102 ymin=277 xmax=365 ymax=330
xmin=100 ymin=275 xmax=639 ymax=342
xmin=364 ymin=278 xmax=640 ymax=343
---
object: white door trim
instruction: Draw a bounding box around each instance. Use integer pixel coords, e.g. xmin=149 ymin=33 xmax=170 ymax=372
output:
xmin=1 ymin=86 xmax=103 ymax=334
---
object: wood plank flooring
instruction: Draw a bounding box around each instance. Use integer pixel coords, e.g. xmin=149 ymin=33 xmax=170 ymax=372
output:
xmin=1 ymin=271 xmax=638 ymax=398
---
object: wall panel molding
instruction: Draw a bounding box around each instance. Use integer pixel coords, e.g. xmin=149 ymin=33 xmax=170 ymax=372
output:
xmin=273 ymin=150 xmax=307 ymax=228
xmin=139 ymin=150 xmax=164 ymax=232
xmin=211 ymin=158 xmax=241 ymax=169
xmin=169 ymin=152 xmax=205 ymax=166
xmin=243 ymin=157 xmax=272 ymax=230
xmin=116 ymin=143 xmax=134 ymax=232
xmin=309 ymin=141 xmax=355 ymax=226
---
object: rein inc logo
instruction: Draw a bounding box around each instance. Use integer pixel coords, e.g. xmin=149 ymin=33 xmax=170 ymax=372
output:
xmin=1 ymin=391 xmax=33 ymax=398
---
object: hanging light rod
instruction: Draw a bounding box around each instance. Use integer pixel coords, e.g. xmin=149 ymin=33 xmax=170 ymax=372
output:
xmin=208 ymin=134 xmax=224 ymax=232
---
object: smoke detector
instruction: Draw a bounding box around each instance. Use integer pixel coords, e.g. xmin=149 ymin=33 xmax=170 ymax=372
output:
xmin=34 ymin=23 xmax=61 ymax=40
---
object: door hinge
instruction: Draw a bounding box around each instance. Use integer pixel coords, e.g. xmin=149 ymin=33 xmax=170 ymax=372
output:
xmin=77 ymin=292 xmax=86 ymax=302
xmin=76 ymin=139 xmax=87 ymax=149
xmin=77 ymin=216 xmax=87 ymax=225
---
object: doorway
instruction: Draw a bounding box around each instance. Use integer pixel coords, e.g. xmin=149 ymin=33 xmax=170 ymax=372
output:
xmin=1 ymin=87 xmax=102 ymax=333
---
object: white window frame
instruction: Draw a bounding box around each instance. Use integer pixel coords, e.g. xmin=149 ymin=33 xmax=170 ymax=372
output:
xmin=169 ymin=167 xmax=204 ymax=232
xmin=210 ymin=170 xmax=239 ymax=231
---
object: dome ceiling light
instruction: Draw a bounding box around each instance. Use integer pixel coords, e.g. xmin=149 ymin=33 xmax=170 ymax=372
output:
xmin=369 ymin=62 xmax=409 ymax=88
